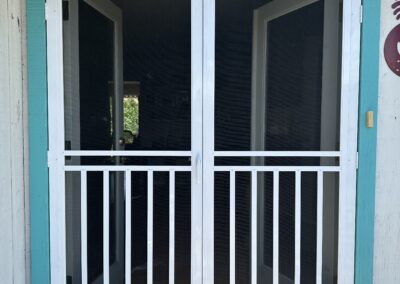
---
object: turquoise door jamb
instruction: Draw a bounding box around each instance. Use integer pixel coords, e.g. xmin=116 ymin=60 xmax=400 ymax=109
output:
xmin=27 ymin=0 xmax=50 ymax=283
xmin=356 ymin=0 xmax=381 ymax=283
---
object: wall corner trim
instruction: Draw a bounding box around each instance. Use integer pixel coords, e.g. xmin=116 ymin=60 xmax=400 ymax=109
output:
xmin=26 ymin=0 xmax=50 ymax=283
xmin=355 ymin=0 xmax=381 ymax=283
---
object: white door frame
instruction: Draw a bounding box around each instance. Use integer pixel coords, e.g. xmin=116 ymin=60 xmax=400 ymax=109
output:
xmin=251 ymin=0 xmax=319 ymax=156
xmin=77 ymin=1 xmax=125 ymax=283
xmin=251 ymin=0 xmax=341 ymax=282
xmin=62 ymin=0 xmax=126 ymax=282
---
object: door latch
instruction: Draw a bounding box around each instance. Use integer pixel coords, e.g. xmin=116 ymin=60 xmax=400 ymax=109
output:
xmin=196 ymin=154 xmax=202 ymax=185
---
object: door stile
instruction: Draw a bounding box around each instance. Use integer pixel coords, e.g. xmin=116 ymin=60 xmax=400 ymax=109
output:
xmin=337 ymin=0 xmax=361 ymax=283
xmin=192 ymin=0 xmax=204 ymax=283
xmin=46 ymin=0 xmax=67 ymax=283
xmin=202 ymin=0 xmax=215 ymax=283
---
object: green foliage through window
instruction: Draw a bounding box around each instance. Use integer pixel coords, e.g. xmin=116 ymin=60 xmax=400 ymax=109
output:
xmin=124 ymin=96 xmax=139 ymax=135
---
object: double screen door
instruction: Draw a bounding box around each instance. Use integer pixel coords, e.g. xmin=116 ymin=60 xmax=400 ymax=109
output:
xmin=46 ymin=0 xmax=361 ymax=283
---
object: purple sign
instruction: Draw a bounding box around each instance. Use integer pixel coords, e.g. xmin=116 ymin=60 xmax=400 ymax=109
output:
xmin=384 ymin=1 xmax=400 ymax=76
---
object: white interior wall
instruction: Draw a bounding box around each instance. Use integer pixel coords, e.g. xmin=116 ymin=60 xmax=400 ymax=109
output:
xmin=374 ymin=0 xmax=400 ymax=283
xmin=0 ymin=0 xmax=30 ymax=282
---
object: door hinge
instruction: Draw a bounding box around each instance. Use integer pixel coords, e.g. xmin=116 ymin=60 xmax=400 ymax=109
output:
xmin=356 ymin=152 xmax=359 ymax=169
xmin=48 ymin=151 xmax=57 ymax=168
xmin=45 ymin=2 xmax=49 ymax=21
xmin=360 ymin=5 xmax=363 ymax=24
xmin=47 ymin=151 xmax=52 ymax=167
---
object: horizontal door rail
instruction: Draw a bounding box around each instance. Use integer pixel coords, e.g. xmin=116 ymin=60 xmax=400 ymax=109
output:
xmin=67 ymin=166 xmax=339 ymax=173
xmin=65 ymin=165 xmax=192 ymax=172
xmin=214 ymin=151 xmax=340 ymax=157
xmin=214 ymin=166 xmax=340 ymax=172
xmin=64 ymin=150 xmax=192 ymax=157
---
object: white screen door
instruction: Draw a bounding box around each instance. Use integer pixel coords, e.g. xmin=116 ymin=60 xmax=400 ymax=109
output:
xmin=202 ymin=0 xmax=360 ymax=283
xmin=47 ymin=0 xmax=203 ymax=283
xmin=47 ymin=0 xmax=360 ymax=283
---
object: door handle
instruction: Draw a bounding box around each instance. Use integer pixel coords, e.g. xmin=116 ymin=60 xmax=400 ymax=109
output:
xmin=196 ymin=154 xmax=202 ymax=185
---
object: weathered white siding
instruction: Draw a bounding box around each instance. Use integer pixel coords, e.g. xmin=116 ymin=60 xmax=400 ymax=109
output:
xmin=374 ymin=0 xmax=400 ymax=282
xmin=0 ymin=0 xmax=30 ymax=282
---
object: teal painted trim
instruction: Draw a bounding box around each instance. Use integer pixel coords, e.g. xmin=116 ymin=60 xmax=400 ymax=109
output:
xmin=356 ymin=0 xmax=380 ymax=283
xmin=26 ymin=0 xmax=50 ymax=283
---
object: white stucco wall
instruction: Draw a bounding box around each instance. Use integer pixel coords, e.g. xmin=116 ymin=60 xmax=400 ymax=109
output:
xmin=0 ymin=0 xmax=30 ymax=282
xmin=374 ymin=0 xmax=400 ymax=283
